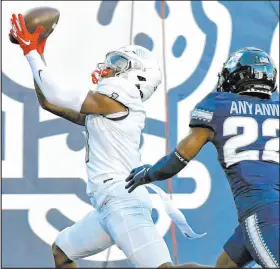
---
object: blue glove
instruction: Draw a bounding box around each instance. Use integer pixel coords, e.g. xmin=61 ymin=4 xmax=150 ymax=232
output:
xmin=125 ymin=164 xmax=152 ymax=193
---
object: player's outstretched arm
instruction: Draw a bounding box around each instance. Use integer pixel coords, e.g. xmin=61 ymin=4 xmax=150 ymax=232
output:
xmin=32 ymin=52 xmax=86 ymax=126
xmin=27 ymin=50 xmax=126 ymax=115
xmin=125 ymin=127 xmax=214 ymax=193
xmin=34 ymin=79 xmax=86 ymax=126
xmin=10 ymin=14 xmax=126 ymax=116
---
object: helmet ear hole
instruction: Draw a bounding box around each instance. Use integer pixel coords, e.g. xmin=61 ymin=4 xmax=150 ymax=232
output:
xmin=136 ymin=76 xmax=146 ymax=99
xmin=137 ymin=76 xmax=146 ymax=81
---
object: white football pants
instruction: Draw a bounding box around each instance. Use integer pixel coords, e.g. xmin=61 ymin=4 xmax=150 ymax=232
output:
xmin=55 ymin=181 xmax=172 ymax=267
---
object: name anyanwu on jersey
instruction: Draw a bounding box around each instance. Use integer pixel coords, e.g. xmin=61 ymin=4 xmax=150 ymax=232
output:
xmin=230 ymin=101 xmax=279 ymax=116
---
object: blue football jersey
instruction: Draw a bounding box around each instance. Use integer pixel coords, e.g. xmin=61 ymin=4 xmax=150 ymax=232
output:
xmin=190 ymin=92 xmax=279 ymax=221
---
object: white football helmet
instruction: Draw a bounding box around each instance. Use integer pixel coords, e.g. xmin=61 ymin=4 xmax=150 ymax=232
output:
xmin=98 ymin=45 xmax=162 ymax=101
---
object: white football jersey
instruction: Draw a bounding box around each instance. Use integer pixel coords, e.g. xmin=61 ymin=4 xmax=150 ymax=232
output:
xmin=85 ymin=77 xmax=145 ymax=200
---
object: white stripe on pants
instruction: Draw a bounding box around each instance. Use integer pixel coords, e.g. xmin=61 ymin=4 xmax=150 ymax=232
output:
xmin=245 ymin=214 xmax=279 ymax=268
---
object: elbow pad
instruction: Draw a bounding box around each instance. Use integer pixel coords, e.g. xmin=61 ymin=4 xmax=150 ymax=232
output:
xmin=26 ymin=50 xmax=88 ymax=112
xmin=148 ymin=150 xmax=189 ymax=182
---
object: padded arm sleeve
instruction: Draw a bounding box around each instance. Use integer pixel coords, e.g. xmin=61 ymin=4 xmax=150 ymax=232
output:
xmin=26 ymin=50 xmax=89 ymax=112
xmin=148 ymin=150 xmax=189 ymax=182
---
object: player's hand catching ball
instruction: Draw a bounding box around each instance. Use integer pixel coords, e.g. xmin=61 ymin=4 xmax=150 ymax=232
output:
xmin=125 ymin=164 xmax=152 ymax=193
xmin=10 ymin=13 xmax=43 ymax=55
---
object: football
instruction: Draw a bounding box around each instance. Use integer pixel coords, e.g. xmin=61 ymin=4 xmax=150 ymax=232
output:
xmin=9 ymin=7 xmax=60 ymax=44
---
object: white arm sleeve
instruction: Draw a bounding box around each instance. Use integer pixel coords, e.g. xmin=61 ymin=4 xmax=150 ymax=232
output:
xmin=25 ymin=50 xmax=89 ymax=112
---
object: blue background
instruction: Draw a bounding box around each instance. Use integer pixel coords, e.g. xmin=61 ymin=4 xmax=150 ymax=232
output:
xmin=2 ymin=1 xmax=279 ymax=267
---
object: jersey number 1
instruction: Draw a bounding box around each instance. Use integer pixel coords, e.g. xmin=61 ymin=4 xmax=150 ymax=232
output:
xmin=223 ymin=117 xmax=279 ymax=167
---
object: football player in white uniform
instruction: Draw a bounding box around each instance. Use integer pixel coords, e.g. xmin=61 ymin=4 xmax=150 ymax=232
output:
xmin=10 ymin=14 xmax=212 ymax=268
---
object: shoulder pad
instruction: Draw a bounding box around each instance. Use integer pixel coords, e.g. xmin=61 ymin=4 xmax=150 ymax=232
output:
xmin=96 ymin=77 xmax=141 ymax=106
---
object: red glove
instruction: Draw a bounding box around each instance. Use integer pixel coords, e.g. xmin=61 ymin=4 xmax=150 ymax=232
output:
xmin=10 ymin=13 xmax=43 ymax=55
xmin=91 ymin=69 xmax=109 ymax=84
xmin=37 ymin=38 xmax=47 ymax=55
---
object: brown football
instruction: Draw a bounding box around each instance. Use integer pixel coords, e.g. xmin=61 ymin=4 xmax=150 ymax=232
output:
xmin=10 ymin=7 xmax=60 ymax=44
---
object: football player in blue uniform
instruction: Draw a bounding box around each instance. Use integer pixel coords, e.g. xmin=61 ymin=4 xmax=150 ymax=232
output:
xmin=125 ymin=47 xmax=279 ymax=268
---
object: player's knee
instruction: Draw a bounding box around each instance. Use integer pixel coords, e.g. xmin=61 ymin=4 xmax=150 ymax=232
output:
xmin=216 ymin=251 xmax=239 ymax=268
xmin=52 ymin=242 xmax=74 ymax=268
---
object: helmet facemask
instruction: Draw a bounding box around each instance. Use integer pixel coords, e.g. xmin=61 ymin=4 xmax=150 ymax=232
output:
xmin=97 ymin=51 xmax=145 ymax=77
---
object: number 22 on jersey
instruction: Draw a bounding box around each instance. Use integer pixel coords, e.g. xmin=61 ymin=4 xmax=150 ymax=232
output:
xmin=223 ymin=116 xmax=279 ymax=167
